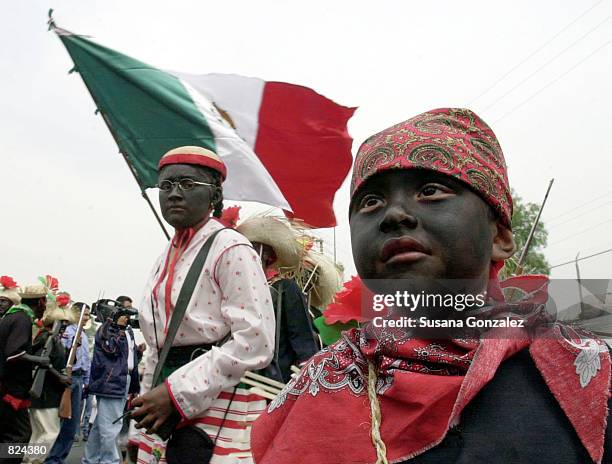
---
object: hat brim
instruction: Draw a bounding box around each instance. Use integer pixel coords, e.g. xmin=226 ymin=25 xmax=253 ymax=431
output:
xmin=303 ymin=252 xmax=343 ymax=309
xmin=237 ymin=217 xmax=302 ymax=270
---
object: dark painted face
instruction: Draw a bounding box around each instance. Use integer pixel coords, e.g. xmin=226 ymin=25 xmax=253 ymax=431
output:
xmin=251 ymin=242 xmax=276 ymax=270
xmin=350 ymin=169 xmax=496 ymax=296
xmin=0 ymin=297 xmax=12 ymax=316
xmin=158 ymin=164 xmax=217 ymax=229
xmin=21 ymin=298 xmax=46 ymax=319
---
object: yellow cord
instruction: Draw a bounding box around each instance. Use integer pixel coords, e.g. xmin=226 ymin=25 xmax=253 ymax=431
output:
xmin=367 ymin=361 xmax=389 ymax=464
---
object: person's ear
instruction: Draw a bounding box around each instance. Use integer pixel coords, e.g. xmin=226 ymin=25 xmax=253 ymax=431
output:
xmin=491 ymin=221 xmax=516 ymax=262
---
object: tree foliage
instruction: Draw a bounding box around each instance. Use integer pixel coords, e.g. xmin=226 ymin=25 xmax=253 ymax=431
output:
xmin=501 ymin=189 xmax=550 ymax=278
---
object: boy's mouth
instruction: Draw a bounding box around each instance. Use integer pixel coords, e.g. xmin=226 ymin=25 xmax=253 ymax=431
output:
xmin=380 ymin=236 xmax=430 ymax=265
xmin=166 ymin=203 xmax=187 ymax=214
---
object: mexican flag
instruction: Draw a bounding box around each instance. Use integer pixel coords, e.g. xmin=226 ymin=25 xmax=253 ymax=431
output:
xmin=53 ymin=26 xmax=356 ymax=228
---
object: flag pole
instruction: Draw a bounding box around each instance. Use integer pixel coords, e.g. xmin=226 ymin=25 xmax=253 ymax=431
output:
xmin=506 ymin=178 xmax=554 ymax=302
xmin=71 ymin=68 xmax=171 ymax=240
xmin=49 ymin=13 xmax=169 ymax=239
xmin=99 ymin=113 xmax=171 ymax=240
xmin=333 ymin=227 xmax=337 ymax=264
xmin=514 ymin=178 xmax=555 ymax=275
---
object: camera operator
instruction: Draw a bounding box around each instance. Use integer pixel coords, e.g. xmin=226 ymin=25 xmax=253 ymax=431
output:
xmin=116 ymin=296 xmax=133 ymax=310
xmin=82 ymin=300 xmax=139 ymax=464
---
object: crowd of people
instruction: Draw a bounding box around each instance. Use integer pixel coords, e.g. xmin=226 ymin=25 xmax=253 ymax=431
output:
xmin=0 ymin=284 xmax=147 ymax=464
xmin=2 ymin=108 xmax=611 ymax=464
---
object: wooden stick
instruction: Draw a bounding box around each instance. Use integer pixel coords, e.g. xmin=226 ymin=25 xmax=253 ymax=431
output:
xmin=247 ymin=387 xmax=277 ymax=401
xmin=240 ymin=377 xmax=282 ymax=395
xmin=243 ymin=370 xmax=286 ymax=389
xmin=59 ymin=305 xmax=89 ymax=419
xmin=290 ymin=365 xmax=301 ymax=374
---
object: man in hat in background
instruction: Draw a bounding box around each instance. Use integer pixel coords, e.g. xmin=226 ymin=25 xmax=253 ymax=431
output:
xmin=130 ymin=146 xmax=275 ymax=464
xmin=44 ymin=301 xmax=91 ymax=464
xmin=25 ymin=291 xmax=74 ymax=464
xmin=252 ymin=108 xmax=612 ymax=463
xmin=0 ymin=279 xmax=53 ymax=464
xmin=238 ymin=217 xmax=321 ymax=383
xmin=0 ymin=276 xmax=21 ymax=318
xmin=299 ymin=249 xmax=343 ymax=346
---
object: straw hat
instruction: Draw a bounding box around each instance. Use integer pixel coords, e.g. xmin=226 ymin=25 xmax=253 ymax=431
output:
xmin=19 ymin=284 xmax=48 ymax=299
xmin=0 ymin=276 xmax=21 ymax=306
xmin=42 ymin=291 xmax=77 ymax=325
xmin=302 ymin=251 xmax=343 ymax=310
xmin=159 ymin=146 xmax=227 ymax=180
xmin=42 ymin=305 xmax=77 ymax=325
xmin=237 ymin=216 xmax=303 ymax=271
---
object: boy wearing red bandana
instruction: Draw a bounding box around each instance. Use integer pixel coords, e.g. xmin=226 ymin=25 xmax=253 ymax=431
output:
xmin=251 ymin=109 xmax=611 ymax=464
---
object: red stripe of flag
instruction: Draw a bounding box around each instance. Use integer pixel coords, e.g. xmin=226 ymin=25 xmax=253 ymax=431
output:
xmin=255 ymin=82 xmax=356 ymax=228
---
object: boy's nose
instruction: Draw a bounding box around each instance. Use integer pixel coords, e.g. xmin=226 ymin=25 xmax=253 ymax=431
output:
xmin=167 ymin=185 xmax=184 ymax=199
xmin=379 ymin=203 xmax=418 ymax=233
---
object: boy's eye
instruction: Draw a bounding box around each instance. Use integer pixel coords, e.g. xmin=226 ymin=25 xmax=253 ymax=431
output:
xmin=419 ymin=184 xmax=454 ymax=199
xmin=358 ymin=194 xmax=385 ymax=212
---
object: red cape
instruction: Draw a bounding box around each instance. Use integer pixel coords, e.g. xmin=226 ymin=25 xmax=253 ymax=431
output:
xmin=252 ymin=324 xmax=610 ymax=463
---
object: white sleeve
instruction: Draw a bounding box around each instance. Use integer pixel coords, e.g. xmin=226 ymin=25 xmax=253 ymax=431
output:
xmin=138 ymin=254 xmax=164 ymax=396
xmin=139 ymin=345 xmax=158 ymax=395
xmin=165 ymin=243 xmax=275 ymax=419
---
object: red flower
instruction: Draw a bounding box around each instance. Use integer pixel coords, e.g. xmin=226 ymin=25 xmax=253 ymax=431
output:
xmin=218 ymin=206 xmax=241 ymax=229
xmin=45 ymin=275 xmax=59 ymax=292
xmin=324 ymin=276 xmax=376 ymax=324
xmin=0 ymin=276 xmax=18 ymax=289
xmin=56 ymin=293 xmax=71 ymax=307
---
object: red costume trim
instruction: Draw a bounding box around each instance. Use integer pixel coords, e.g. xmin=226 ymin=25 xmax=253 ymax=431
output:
xmin=164 ymin=378 xmax=188 ymax=420
xmin=158 ymin=153 xmax=227 ymax=179
xmin=2 ymin=393 xmax=31 ymax=411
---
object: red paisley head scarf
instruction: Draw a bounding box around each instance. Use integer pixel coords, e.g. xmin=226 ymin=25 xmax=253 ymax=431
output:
xmin=350 ymin=108 xmax=513 ymax=228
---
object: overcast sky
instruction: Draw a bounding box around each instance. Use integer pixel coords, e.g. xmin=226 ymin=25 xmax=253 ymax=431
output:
xmin=3 ymin=0 xmax=612 ymax=305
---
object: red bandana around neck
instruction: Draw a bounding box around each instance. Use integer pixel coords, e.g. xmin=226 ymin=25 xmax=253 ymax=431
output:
xmin=152 ymin=227 xmax=199 ymax=331
xmin=252 ymin=283 xmax=611 ymax=464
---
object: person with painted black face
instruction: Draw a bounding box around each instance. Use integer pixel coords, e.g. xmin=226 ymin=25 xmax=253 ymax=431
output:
xmin=130 ymin=146 xmax=274 ymax=464
xmin=0 ymin=276 xmax=22 ymax=318
xmin=0 ymin=281 xmax=53 ymax=464
xmin=251 ymin=109 xmax=612 ymax=464
xmin=237 ymin=216 xmax=321 ymax=384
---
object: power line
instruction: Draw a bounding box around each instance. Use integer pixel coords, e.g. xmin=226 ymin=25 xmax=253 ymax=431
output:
xmin=548 ymin=199 xmax=612 ymax=230
xmin=550 ymin=247 xmax=612 ymax=269
xmin=548 ymin=216 xmax=612 ymax=246
xmin=483 ymin=16 xmax=610 ymax=111
xmin=494 ymin=39 xmax=612 ymax=124
xmin=468 ymin=0 xmax=604 ymax=105
xmin=546 ymin=190 xmax=612 ymax=221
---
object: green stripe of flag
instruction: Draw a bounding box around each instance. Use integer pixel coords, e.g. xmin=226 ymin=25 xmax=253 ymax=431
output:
xmin=58 ymin=32 xmax=215 ymax=188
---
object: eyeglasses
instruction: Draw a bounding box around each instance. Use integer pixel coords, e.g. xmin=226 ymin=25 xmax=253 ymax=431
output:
xmin=156 ymin=178 xmax=214 ymax=192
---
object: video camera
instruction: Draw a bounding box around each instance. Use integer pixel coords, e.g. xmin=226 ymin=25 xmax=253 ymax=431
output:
xmin=91 ymin=298 xmax=139 ymax=328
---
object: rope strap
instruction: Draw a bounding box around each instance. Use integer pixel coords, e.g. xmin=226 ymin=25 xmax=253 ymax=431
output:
xmin=367 ymin=361 xmax=389 ymax=464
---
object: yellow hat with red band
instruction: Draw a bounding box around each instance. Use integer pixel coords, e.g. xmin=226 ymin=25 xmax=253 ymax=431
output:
xmin=158 ymin=146 xmax=227 ymax=180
